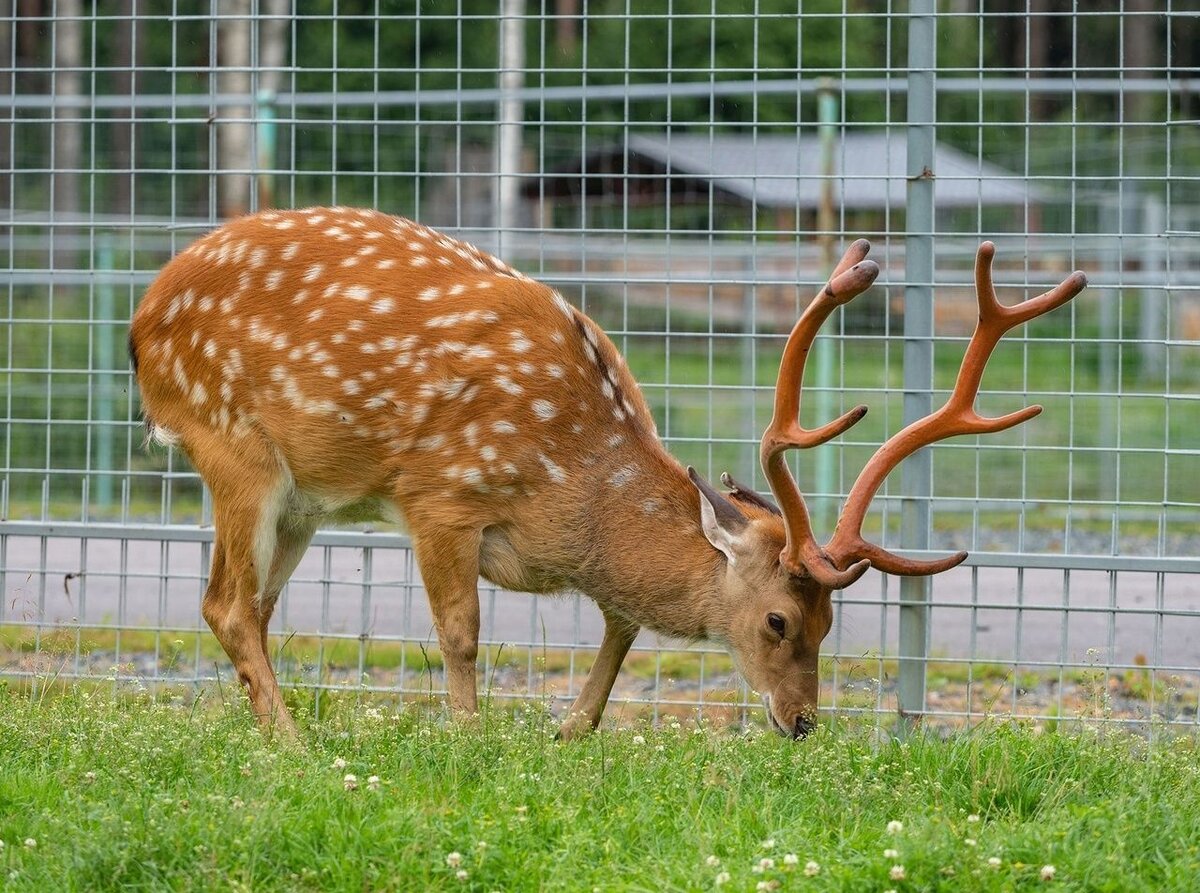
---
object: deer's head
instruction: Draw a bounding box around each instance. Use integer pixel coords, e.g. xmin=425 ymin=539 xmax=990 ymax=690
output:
xmin=689 ymin=240 xmax=1087 ymax=738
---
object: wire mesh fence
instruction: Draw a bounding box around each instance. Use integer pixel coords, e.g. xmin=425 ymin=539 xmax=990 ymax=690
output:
xmin=1 ymin=2 xmax=1198 ymax=734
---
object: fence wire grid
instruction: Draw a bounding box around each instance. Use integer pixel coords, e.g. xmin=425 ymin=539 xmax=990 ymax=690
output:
xmin=2 ymin=2 xmax=1199 ymax=734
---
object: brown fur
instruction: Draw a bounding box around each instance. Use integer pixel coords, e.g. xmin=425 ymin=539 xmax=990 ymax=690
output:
xmin=133 ymin=207 xmax=834 ymax=737
xmin=132 ymin=212 xmax=1084 ymax=739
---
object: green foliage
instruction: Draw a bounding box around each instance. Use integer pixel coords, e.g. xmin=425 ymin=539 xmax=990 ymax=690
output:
xmin=1 ymin=689 xmax=1200 ymax=891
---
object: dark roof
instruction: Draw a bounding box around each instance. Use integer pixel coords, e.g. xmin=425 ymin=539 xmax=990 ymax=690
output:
xmin=525 ymin=132 xmax=1042 ymax=209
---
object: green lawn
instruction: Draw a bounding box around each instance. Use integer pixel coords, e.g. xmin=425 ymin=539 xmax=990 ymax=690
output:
xmin=2 ymin=688 xmax=1199 ymax=891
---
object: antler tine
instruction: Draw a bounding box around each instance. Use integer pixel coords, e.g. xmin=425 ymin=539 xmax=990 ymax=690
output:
xmin=760 ymin=240 xmax=877 ymax=589
xmin=825 ymin=242 xmax=1087 ymax=575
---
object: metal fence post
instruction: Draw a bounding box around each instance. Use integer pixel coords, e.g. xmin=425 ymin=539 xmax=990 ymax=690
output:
xmin=899 ymin=0 xmax=937 ymax=727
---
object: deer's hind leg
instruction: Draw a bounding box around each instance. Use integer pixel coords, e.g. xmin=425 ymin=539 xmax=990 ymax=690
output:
xmin=191 ymin=430 xmax=304 ymax=736
xmin=409 ymin=522 xmax=483 ymax=718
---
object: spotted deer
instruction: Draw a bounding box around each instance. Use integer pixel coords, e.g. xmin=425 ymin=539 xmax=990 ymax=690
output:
xmin=129 ymin=208 xmax=1086 ymax=738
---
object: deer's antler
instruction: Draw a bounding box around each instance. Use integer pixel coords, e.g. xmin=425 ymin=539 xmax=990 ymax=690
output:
xmin=760 ymin=240 xmax=877 ymax=589
xmin=822 ymin=241 xmax=1088 ymax=575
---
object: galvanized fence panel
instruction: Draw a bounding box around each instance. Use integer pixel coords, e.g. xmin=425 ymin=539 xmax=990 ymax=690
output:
xmin=1 ymin=3 xmax=1198 ymax=734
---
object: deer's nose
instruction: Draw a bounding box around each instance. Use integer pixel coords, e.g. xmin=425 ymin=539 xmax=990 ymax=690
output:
xmin=793 ymin=716 xmax=815 ymax=739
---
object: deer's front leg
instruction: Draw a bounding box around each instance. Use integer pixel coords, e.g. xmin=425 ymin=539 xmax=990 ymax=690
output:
xmin=412 ymin=526 xmax=483 ymax=717
xmin=558 ymin=609 xmax=639 ymax=740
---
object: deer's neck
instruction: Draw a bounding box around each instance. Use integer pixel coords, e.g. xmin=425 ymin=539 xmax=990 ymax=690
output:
xmin=569 ymin=444 xmax=726 ymax=640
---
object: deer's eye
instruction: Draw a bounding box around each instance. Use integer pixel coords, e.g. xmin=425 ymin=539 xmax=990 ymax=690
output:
xmin=767 ymin=613 xmax=787 ymax=636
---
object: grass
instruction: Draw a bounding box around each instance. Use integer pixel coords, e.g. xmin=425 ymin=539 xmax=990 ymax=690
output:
xmin=2 ymin=687 xmax=1200 ymax=892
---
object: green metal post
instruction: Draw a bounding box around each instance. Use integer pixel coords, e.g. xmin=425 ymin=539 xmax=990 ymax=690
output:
xmin=899 ymin=0 xmax=937 ymax=729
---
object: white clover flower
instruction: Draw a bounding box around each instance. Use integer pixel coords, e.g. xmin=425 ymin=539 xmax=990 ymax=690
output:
xmin=757 ymin=857 xmax=775 ymax=871
xmin=23 ymin=838 xmax=36 ymax=849
xmin=804 ymin=861 xmax=820 ymax=877
xmin=883 ymin=848 xmax=899 ymax=859
xmin=455 ymin=869 xmax=469 ymax=881
xmin=477 ymin=841 xmax=489 ymax=850
xmin=632 ymin=735 xmax=646 ymax=745
xmin=965 ymin=838 xmax=977 ymax=847
xmin=714 ymin=872 xmax=731 ymax=886
xmin=755 ymin=881 xmax=780 ymax=892
xmin=705 ymin=855 xmax=721 ymax=867
xmin=0 ymin=840 xmax=5 ymax=850
xmin=83 ymin=771 xmax=96 ymax=784
xmin=332 ymin=757 xmax=347 ymax=770
xmin=446 ymin=852 xmax=463 ymax=868
xmin=967 ymin=813 xmax=980 ymax=823
xmin=367 ymin=775 xmax=381 ymax=791
xmin=782 ymin=853 xmax=798 ymax=866
xmin=760 ymin=838 xmax=776 ymax=850
xmin=890 ymin=864 xmax=906 ymax=881
xmin=987 ymin=857 xmax=1002 ymax=869
xmin=886 ymin=820 xmax=904 ymax=835
xmin=1041 ymin=864 xmax=1057 ymax=881
xmin=343 ymin=774 xmax=358 ymax=791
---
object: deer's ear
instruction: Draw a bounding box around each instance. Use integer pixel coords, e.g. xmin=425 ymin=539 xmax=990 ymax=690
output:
xmin=687 ymin=467 xmax=749 ymax=564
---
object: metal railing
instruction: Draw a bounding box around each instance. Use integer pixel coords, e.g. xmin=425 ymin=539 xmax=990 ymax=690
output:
xmin=1 ymin=3 xmax=1198 ymax=734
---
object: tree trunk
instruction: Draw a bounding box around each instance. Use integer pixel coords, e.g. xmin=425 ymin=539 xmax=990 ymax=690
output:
xmin=1124 ymin=0 xmax=1156 ymax=125
xmin=255 ymin=0 xmax=290 ymax=209
xmin=217 ymin=0 xmax=252 ymax=218
xmin=52 ymin=0 xmax=83 ymax=271
xmin=0 ymin=1 xmax=13 ymax=215
xmin=110 ymin=0 xmax=140 ymax=217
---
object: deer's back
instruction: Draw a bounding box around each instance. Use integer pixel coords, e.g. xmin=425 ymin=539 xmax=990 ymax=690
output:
xmin=130 ymin=208 xmax=658 ymax=524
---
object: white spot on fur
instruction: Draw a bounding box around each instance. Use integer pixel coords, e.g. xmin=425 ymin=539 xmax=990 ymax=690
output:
xmin=265 ymin=270 xmax=284 ymax=290
xmin=494 ymin=375 xmax=523 ymax=396
xmin=492 ymin=420 xmax=516 ymax=434
xmin=538 ymin=453 xmax=567 ymax=484
xmin=372 ymin=298 xmax=395 ymax=314
xmin=418 ymin=434 xmax=447 ymax=451
xmin=608 ymin=465 xmax=637 ymax=487
xmin=531 ymin=399 xmax=557 ymax=420
xmin=418 ymin=286 xmax=441 ymax=301
xmin=510 ymin=331 xmax=533 ymax=353
xmin=480 ymin=445 xmax=497 ymax=462
xmin=302 ymin=263 xmax=323 ymax=283
xmin=641 ymin=498 xmax=662 ymax=515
